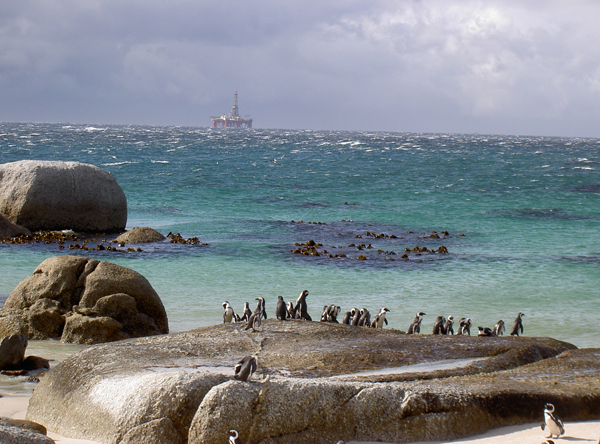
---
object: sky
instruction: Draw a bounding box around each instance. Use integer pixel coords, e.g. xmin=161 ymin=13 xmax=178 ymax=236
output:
xmin=1 ymin=0 xmax=600 ymax=137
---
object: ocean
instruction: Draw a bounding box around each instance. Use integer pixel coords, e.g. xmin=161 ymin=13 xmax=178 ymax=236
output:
xmin=1 ymin=122 xmax=599 ymax=354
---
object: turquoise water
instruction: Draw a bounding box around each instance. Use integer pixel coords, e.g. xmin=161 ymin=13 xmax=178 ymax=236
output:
xmin=1 ymin=123 xmax=600 ymax=348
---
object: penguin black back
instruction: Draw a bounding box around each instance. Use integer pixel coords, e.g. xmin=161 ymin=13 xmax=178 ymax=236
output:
xmin=275 ymin=295 xmax=287 ymax=320
xmin=294 ymin=290 xmax=312 ymax=321
xmin=510 ymin=312 xmax=524 ymax=336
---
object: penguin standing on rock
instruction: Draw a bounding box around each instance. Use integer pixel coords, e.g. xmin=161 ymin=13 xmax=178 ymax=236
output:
xmin=240 ymin=302 xmax=252 ymax=322
xmin=342 ymin=310 xmax=352 ymax=325
xmin=541 ymin=403 xmax=565 ymax=439
xmin=350 ymin=308 xmax=360 ymax=326
xmin=244 ymin=298 xmax=265 ymax=331
xmin=407 ymin=312 xmax=426 ymax=334
xmin=222 ymin=301 xmax=235 ymax=323
xmin=285 ymin=301 xmax=295 ymax=319
xmin=510 ymin=312 xmax=525 ymax=336
xmin=444 ymin=315 xmax=454 ymax=335
xmin=432 ymin=316 xmax=446 ymax=334
xmin=493 ymin=320 xmax=505 ymax=336
xmin=371 ymin=307 xmax=390 ymax=328
xmin=358 ymin=308 xmax=371 ymax=327
xmin=327 ymin=305 xmax=341 ymax=323
xmin=294 ymin=290 xmax=312 ymax=320
xmin=234 ymin=355 xmax=257 ymax=382
xmin=228 ymin=429 xmax=244 ymax=444
xmin=457 ymin=318 xmax=472 ymax=335
xmin=275 ymin=295 xmax=287 ymax=320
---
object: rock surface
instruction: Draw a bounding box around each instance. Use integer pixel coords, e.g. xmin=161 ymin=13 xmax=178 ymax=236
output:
xmin=0 ymin=423 xmax=54 ymax=444
xmin=0 ymin=214 xmax=30 ymax=238
xmin=0 ymin=334 xmax=28 ymax=370
xmin=26 ymin=320 xmax=599 ymax=444
xmin=0 ymin=160 xmax=127 ymax=232
xmin=113 ymin=227 xmax=166 ymax=244
xmin=0 ymin=255 xmax=168 ymax=343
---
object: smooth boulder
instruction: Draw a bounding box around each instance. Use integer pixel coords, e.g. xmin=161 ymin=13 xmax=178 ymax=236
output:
xmin=113 ymin=227 xmax=166 ymax=244
xmin=0 ymin=160 xmax=127 ymax=232
xmin=0 ymin=255 xmax=168 ymax=344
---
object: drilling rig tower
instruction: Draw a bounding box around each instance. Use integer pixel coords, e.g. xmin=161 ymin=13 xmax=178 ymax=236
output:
xmin=211 ymin=92 xmax=253 ymax=128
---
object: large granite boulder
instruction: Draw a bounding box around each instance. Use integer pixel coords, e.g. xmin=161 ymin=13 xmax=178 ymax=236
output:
xmin=0 ymin=160 xmax=127 ymax=232
xmin=26 ymin=320 xmax=599 ymax=444
xmin=0 ymin=214 xmax=30 ymax=238
xmin=0 ymin=255 xmax=168 ymax=344
xmin=113 ymin=227 xmax=166 ymax=244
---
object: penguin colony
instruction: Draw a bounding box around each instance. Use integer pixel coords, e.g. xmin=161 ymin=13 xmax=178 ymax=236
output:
xmin=224 ymin=295 xmax=537 ymax=444
xmin=222 ymin=292 xmax=525 ymax=337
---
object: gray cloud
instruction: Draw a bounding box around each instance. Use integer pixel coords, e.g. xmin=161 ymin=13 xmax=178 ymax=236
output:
xmin=1 ymin=0 xmax=599 ymax=136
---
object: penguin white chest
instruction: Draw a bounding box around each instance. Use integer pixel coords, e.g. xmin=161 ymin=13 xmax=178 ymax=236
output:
xmin=545 ymin=412 xmax=563 ymax=436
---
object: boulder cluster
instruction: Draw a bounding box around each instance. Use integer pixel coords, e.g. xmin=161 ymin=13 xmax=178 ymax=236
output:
xmin=24 ymin=321 xmax=600 ymax=444
xmin=0 ymin=255 xmax=169 ymax=344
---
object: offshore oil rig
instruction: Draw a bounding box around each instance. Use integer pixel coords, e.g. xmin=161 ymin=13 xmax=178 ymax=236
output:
xmin=211 ymin=92 xmax=253 ymax=128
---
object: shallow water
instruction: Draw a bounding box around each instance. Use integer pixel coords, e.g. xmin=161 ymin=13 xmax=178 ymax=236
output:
xmin=1 ymin=123 xmax=600 ymax=350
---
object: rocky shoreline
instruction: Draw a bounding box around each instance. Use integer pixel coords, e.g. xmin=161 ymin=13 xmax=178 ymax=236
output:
xmin=24 ymin=321 xmax=600 ymax=444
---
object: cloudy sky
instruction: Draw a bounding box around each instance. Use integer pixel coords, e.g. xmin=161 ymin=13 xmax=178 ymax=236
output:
xmin=1 ymin=0 xmax=600 ymax=137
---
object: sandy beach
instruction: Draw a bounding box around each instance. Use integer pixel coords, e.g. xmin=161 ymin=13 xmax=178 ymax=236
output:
xmin=1 ymin=392 xmax=598 ymax=444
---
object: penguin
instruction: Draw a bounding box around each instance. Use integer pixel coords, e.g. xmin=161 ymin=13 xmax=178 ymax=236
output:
xmin=240 ymin=302 xmax=252 ymax=322
xmin=407 ymin=312 xmax=426 ymax=334
xmin=432 ymin=316 xmax=446 ymax=334
xmin=342 ymin=310 xmax=352 ymax=325
xmin=457 ymin=317 xmax=472 ymax=335
xmin=285 ymin=301 xmax=295 ymax=319
xmin=229 ymin=429 xmax=244 ymax=444
xmin=275 ymin=295 xmax=287 ymax=320
xmin=234 ymin=355 xmax=257 ymax=382
xmin=222 ymin=301 xmax=235 ymax=323
xmin=444 ymin=315 xmax=454 ymax=335
xmin=477 ymin=326 xmax=496 ymax=337
xmin=320 ymin=305 xmax=330 ymax=322
xmin=510 ymin=312 xmax=524 ymax=336
xmin=260 ymin=296 xmax=267 ymax=320
xmin=327 ymin=305 xmax=341 ymax=323
xmin=294 ymin=290 xmax=312 ymax=321
xmin=371 ymin=307 xmax=390 ymax=328
xmin=350 ymin=307 xmax=360 ymax=326
xmin=541 ymin=403 xmax=564 ymax=439
xmin=493 ymin=320 xmax=505 ymax=336
xmin=358 ymin=308 xmax=371 ymax=327
xmin=244 ymin=297 xmax=264 ymax=331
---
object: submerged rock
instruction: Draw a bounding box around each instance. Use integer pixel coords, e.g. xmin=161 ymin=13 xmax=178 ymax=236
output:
xmin=26 ymin=320 xmax=599 ymax=444
xmin=0 ymin=160 xmax=127 ymax=232
xmin=0 ymin=255 xmax=168 ymax=344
